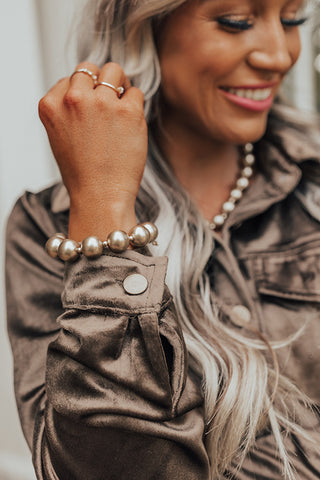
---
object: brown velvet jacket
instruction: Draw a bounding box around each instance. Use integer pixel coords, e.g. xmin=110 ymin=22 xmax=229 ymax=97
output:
xmin=6 ymin=124 xmax=320 ymax=479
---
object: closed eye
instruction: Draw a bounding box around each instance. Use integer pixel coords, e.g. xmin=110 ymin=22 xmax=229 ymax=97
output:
xmin=216 ymin=17 xmax=253 ymax=32
xmin=281 ymin=17 xmax=308 ymax=27
xmin=216 ymin=15 xmax=308 ymax=32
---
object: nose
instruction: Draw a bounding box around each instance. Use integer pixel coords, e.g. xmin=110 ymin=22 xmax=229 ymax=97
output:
xmin=247 ymin=21 xmax=297 ymax=75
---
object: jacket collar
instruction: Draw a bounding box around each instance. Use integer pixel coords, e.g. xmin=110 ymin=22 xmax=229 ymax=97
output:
xmin=272 ymin=125 xmax=320 ymax=166
xmin=223 ymin=125 xmax=320 ymax=231
xmin=51 ymin=126 xmax=320 ymax=215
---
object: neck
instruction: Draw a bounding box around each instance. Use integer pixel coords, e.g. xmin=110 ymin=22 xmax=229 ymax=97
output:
xmin=154 ymin=117 xmax=241 ymax=221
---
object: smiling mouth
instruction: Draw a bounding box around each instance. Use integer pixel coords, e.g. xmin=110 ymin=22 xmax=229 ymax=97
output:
xmin=220 ymin=87 xmax=272 ymax=101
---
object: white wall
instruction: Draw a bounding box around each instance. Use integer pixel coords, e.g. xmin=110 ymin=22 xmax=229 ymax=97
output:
xmin=0 ymin=2 xmax=318 ymax=479
xmin=292 ymin=11 xmax=317 ymax=111
xmin=0 ymin=1 xmax=84 ymax=478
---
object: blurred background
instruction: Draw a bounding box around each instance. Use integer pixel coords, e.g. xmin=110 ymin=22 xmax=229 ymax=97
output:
xmin=0 ymin=1 xmax=319 ymax=479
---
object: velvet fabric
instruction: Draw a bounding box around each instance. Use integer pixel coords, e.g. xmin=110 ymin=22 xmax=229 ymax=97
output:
xmin=5 ymin=125 xmax=320 ymax=479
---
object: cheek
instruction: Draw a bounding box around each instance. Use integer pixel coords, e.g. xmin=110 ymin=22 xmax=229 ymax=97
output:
xmin=159 ymin=41 xmax=204 ymax=102
xmin=160 ymin=38 xmax=241 ymax=92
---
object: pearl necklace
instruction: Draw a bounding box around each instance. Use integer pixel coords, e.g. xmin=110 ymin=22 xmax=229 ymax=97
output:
xmin=208 ymin=143 xmax=255 ymax=231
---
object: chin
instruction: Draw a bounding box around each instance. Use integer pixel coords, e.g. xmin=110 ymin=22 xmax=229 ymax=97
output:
xmin=221 ymin=120 xmax=268 ymax=146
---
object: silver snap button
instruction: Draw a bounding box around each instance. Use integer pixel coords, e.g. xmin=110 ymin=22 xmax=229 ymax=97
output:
xmin=231 ymin=305 xmax=251 ymax=327
xmin=123 ymin=274 xmax=148 ymax=295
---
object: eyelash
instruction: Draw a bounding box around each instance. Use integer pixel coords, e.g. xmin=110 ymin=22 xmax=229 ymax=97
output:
xmin=216 ymin=16 xmax=308 ymax=32
xmin=216 ymin=18 xmax=253 ymax=31
xmin=281 ymin=17 xmax=308 ymax=27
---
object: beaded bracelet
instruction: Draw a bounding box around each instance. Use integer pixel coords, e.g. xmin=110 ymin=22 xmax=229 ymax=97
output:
xmin=45 ymin=222 xmax=158 ymax=262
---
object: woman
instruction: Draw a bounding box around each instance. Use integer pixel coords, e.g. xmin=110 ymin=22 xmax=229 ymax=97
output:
xmin=5 ymin=0 xmax=320 ymax=478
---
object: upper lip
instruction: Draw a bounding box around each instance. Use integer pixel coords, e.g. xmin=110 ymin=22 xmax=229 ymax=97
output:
xmin=221 ymin=82 xmax=279 ymax=90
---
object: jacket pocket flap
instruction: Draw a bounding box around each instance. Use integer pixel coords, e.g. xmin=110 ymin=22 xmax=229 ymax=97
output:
xmin=253 ymin=241 xmax=320 ymax=302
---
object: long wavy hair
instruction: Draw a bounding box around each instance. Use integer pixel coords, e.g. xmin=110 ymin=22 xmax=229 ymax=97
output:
xmin=77 ymin=1 xmax=319 ymax=478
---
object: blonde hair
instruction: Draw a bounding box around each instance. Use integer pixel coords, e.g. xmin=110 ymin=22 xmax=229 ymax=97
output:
xmin=77 ymin=0 xmax=186 ymax=118
xmin=77 ymin=1 xmax=318 ymax=478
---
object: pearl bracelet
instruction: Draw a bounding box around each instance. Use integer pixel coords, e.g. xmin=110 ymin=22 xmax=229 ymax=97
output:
xmin=45 ymin=222 xmax=158 ymax=262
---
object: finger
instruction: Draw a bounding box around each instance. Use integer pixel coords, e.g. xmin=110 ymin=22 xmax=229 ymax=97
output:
xmin=121 ymin=86 xmax=145 ymax=110
xmin=70 ymin=61 xmax=100 ymax=89
xmin=39 ymin=77 xmax=70 ymax=115
xmin=45 ymin=77 xmax=70 ymax=97
xmin=38 ymin=77 xmax=70 ymax=126
xmin=95 ymin=62 xmax=131 ymax=99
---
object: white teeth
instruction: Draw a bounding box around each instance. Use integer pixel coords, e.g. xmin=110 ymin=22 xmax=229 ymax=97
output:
xmin=226 ymin=88 xmax=272 ymax=101
xmin=235 ymin=89 xmax=245 ymax=97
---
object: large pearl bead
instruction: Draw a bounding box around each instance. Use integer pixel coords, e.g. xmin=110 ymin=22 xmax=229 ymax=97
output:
xmin=58 ymin=239 xmax=80 ymax=262
xmin=108 ymin=230 xmax=129 ymax=253
xmin=141 ymin=222 xmax=158 ymax=242
xmin=129 ymin=225 xmax=150 ymax=247
xmin=213 ymin=214 xmax=225 ymax=227
xmin=237 ymin=177 xmax=249 ymax=190
xmin=244 ymin=154 xmax=255 ymax=166
xmin=222 ymin=201 xmax=235 ymax=214
xmin=242 ymin=166 xmax=253 ymax=178
xmin=82 ymin=236 xmax=103 ymax=258
xmin=56 ymin=233 xmax=67 ymax=239
xmin=230 ymin=188 xmax=243 ymax=201
xmin=45 ymin=233 xmax=66 ymax=258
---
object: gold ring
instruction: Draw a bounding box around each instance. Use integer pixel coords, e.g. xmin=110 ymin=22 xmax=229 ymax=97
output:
xmin=71 ymin=68 xmax=98 ymax=86
xmin=95 ymin=82 xmax=124 ymax=98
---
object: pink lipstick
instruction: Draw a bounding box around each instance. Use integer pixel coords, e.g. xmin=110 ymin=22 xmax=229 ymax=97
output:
xmin=219 ymin=85 xmax=275 ymax=112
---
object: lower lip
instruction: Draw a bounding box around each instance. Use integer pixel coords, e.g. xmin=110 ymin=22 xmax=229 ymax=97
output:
xmin=219 ymin=89 xmax=273 ymax=112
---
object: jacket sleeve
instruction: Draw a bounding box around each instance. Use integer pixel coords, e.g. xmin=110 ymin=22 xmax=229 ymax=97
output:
xmin=6 ymin=192 xmax=210 ymax=480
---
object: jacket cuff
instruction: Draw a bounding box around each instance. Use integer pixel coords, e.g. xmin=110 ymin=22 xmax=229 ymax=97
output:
xmin=62 ymin=250 xmax=168 ymax=315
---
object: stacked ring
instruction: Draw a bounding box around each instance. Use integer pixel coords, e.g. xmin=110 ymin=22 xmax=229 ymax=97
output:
xmin=70 ymin=68 xmax=98 ymax=86
xmin=95 ymin=82 xmax=125 ymax=97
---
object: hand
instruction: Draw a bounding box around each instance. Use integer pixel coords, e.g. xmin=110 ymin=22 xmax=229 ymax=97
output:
xmin=39 ymin=62 xmax=148 ymax=239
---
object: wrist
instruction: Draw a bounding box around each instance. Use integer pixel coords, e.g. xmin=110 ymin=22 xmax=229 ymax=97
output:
xmin=69 ymin=198 xmax=137 ymax=241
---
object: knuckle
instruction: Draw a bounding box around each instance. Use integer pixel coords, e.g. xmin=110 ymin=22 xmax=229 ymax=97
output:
xmin=119 ymin=102 xmax=143 ymax=120
xmin=118 ymin=102 xmax=135 ymax=116
xmin=94 ymin=93 xmax=109 ymax=110
xmin=38 ymin=95 xmax=55 ymax=120
xmin=130 ymin=87 xmax=145 ymax=101
xmin=63 ymin=89 xmax=84 ymax=107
